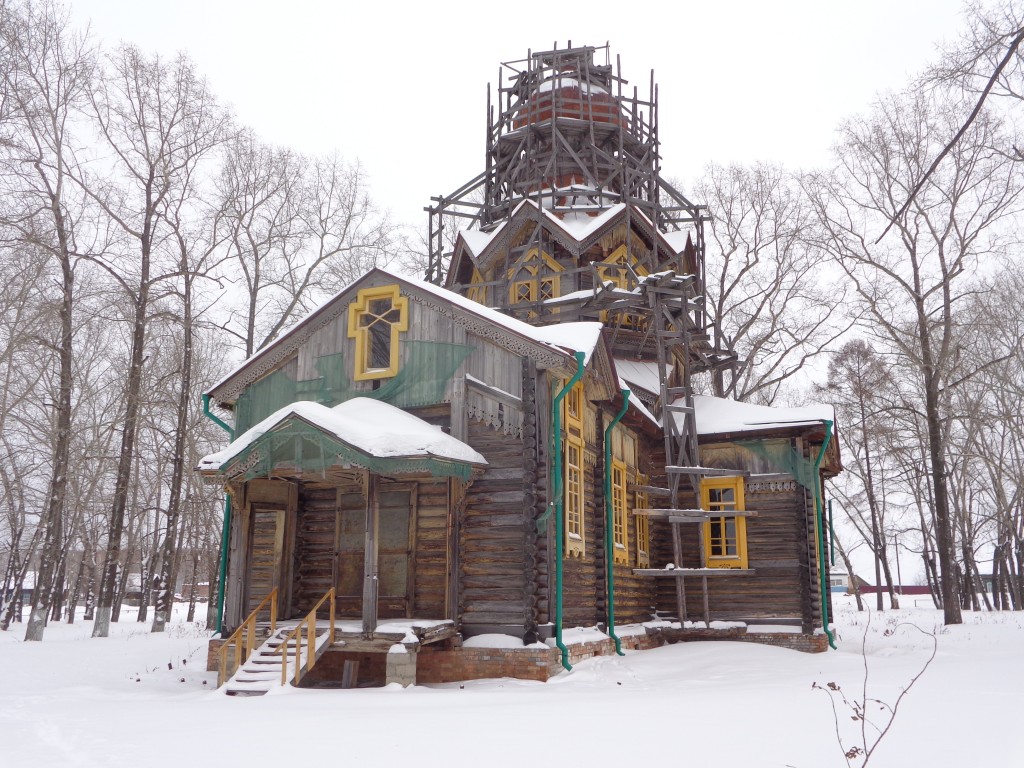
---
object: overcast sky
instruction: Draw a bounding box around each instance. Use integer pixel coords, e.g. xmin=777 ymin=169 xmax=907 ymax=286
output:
xmin=66 ymin=0 xmax=972 ymax=228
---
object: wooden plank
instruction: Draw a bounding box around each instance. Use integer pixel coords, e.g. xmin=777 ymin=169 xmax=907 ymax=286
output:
xmin=665 ymin=466 xmax=751 ymax=477
xmin=362 ymin=473 xmax=379 ymax=636
xmin=633 ymin=568 xmax=756 ymax=577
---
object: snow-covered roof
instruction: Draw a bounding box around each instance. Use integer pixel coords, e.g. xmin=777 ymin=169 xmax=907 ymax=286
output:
xmin=208 ymin=267 xmax=604 ymax=399
xmin=454 ymin=199 xmax=676 ymax=261
xmin=692 ymin=395 xmax=835 ymax=436
xmin=614 ymin=358 xmax=661 ymax=396
xmin=403 ymin=271 xmax=603 ymax=364
xmin=662 ymin=230 xmax=692 ymax=253
xmin=618 ymin=376 xmax=659 ymax=427
xmin=197 ymin=398 xmax=487 ymax=473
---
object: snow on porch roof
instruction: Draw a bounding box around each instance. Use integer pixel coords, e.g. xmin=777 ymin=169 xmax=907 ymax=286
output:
xmin=691 ymin=395 xmax=835 ymax=436
xmin=197 ymin=398 xmax=487 ymax=476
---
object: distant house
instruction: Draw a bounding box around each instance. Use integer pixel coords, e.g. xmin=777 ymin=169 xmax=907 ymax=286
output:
xmin=829 ymin=566 xmax=850 ymax=595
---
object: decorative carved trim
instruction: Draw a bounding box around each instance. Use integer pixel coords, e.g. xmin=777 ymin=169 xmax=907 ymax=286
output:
xmin=467 ymin=402 xmax=523 ymax=437
xmin=211 ymin=301 xmax=350 ymax=403
xmin=222 ymin=450 xmax=263 ymax=481
xmin=747 ymin=479 xmax=797 ymax=493
xmin=407 ymin=292 xmax=566 ymax=368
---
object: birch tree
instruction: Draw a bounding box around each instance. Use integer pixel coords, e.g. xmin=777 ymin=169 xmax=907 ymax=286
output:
xmin=85 ymin=47 xmax=224 ymax=637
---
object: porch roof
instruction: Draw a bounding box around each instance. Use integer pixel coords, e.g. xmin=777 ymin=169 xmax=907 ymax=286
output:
xmin=197 ymin=397 xmax=487 ymax=481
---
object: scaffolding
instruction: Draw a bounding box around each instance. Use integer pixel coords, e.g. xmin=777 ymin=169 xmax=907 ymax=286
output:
xmin=425 ymin=44 xmax=708 ymax=295
xmin=425 ymin=44 xmax=742 ymax=623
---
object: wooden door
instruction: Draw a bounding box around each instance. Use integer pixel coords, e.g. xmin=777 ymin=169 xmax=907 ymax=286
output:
xmin=336 ymin=490 xmax=366 ymax=617
xmin=245 ymin=504 xmax=285 ymax=618
xmin=334 ymin=482 xmax=416 ymax=620
xmin=377 ymin=484 xmax=416 ymax=619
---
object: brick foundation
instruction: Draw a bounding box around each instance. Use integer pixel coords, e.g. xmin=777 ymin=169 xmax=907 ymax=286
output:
xmin=738 ymin=632 xmax=830 ymax=653
xmin=207 ymin=628 xmax=826 ymax=685
xmin=417 ymin=645 xmax=562 ymax=683
xmin=206 ymin=638 xmax=226 ymax=672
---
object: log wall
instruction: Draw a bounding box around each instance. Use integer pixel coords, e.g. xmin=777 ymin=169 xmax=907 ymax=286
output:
xmin=459 ymin=418 xmax=529 ymax=634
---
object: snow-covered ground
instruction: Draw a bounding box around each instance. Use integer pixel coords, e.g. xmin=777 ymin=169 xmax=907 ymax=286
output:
xmin=1 ymin=598 xmax=1021 ymax=767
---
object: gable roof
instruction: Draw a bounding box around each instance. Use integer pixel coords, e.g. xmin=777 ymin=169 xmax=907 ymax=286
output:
xmin=206 ymin=267 xmax=604 ymax=406
xmin=446 ymin=199 xmax=692 ymax=288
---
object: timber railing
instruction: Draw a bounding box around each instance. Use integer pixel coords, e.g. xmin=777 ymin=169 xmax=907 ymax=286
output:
xmin=217 ymin=588 xmax=278 ymax=688
xmin=279 ymin=588 xmax=336 ymax=687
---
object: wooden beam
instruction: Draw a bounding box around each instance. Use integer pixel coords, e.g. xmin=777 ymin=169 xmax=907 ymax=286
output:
xmin=361 ymin=472 xmax=379 ymax=636
xmin=665 ymin=466 xmax=751 ymax=477
xmin=632 ymin=568 xmax=756 ymax=577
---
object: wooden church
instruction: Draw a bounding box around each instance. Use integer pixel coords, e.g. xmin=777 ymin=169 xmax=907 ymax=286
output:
xmin=199 ymin=45 xmax=842 ymax=693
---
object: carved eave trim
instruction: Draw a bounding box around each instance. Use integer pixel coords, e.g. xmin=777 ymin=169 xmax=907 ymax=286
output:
xmin=404 ymin=289 xmax=569 ymax=370
xmin=207 ymin=268 xmax=580 ymax=406
xmin=207 ymin=289 xmax=355 ymax=406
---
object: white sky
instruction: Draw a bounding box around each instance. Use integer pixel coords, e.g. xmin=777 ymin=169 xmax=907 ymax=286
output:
xmin=67 ymin=0 xmax=970 ymax=227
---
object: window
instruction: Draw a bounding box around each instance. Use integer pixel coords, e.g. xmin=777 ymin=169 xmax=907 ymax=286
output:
xmin=611 ymin=458 xmax=628 ymax=564
xmin=597 ymin=245 xmax=647 ymax=326
xmin=701 ymin=476 xmax=748 ymax=569
xmin=563 ymin=379 xmax=585 ymax=558
xmin=508 ymin=248 xmax=562 ymax=314
xmin=347 ymin=285 xmax=409 ymax=381
xmin=635 ymin=475 xmax=650 ymax=567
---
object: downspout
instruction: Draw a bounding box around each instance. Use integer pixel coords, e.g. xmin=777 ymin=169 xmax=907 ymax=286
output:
xmin=813 ymin=420 xmax=837 ymax=650
xmin=603 ymin=389 xmax=630 ymax=656
xmin=202 ymin=394 xmax=233 ymax=636
xmin=828 ymin=498 xmax=836 ymax=567
xmin=549 ymin=352 xmax=585 ymax=672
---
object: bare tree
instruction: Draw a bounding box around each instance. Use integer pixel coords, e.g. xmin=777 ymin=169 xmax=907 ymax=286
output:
xmin=0 ymin=0 xmax=96 ymax=641
xmin=696 ymin=163 xmax=851 ymax=404
xmin=826 ymin=340 xmax=901 ymax=609
xmin=808 ymin=87 xmax=1024 ymax=624
xmin=83 ymin=46 xmax=224 ymax=637
xmin=215 ymin=133 xmax=395 ymax=356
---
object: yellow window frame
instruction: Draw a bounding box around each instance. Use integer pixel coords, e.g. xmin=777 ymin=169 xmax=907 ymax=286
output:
xmin=611 ymin=458 xmax=628 ymax=564
xmin=635 ymin=475 xmax=650 ymax=567
xmin=467 ymin=267 xmax=488 ymax=305
xmin=347 ymin=284 xmax=409 ymax=381
xmin=701 ymin=476 xmax=748 ymax=569
xmin=563 ymin=379 xmax=585 ymax=558
xmin=507 ymin=249 xmax=562 ymax=310
xmin=597 ymin=245 xmax=648 ymax=326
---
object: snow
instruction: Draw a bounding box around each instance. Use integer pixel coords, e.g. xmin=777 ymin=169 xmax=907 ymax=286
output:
xmin=451 ymin=199 xmax=682 ymax=263
xmin=614 ymin=357 xmax=661 ymax=395
xmin=462 ymin=634 xmax=531 ymax=649
xmin=2 ymin=600 xmax=1021 ymax=767
xmin=197 ymin=397 xmax=487 ymax=472
xmin=692 ymin=393 xmax=836 ymax=435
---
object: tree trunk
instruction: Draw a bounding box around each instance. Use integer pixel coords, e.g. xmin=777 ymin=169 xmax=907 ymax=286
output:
xmin=152 ymin=252 xmax=194 ymax=632
xmin=93 ymin=227 xmax=151 ymax=636
xmin=24 ymin=232 xmax=74 ymax=642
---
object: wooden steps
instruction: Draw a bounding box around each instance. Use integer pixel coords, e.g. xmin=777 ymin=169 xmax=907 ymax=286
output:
xmin=222 ymin=623 xmax=332 ymax=697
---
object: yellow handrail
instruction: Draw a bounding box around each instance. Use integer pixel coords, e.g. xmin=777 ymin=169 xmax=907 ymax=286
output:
xmin=217 ymin=588 xmax=278 ymax=688
xmin=279 ymin=588 xmax=336 ymax=687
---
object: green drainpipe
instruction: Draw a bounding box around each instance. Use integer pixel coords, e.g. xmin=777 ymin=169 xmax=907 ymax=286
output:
xmin=828 ymin=498 xmax=835 ymax=567
xmin=550 ymin=352 xmax=586 ymax=672
xmin=202 ymin=394 xmax=233 ymax=636
xmin=813 ymin=421 xmax=837 ymax=650
xmin=603 ymin=389 xmax=630 ymax=656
